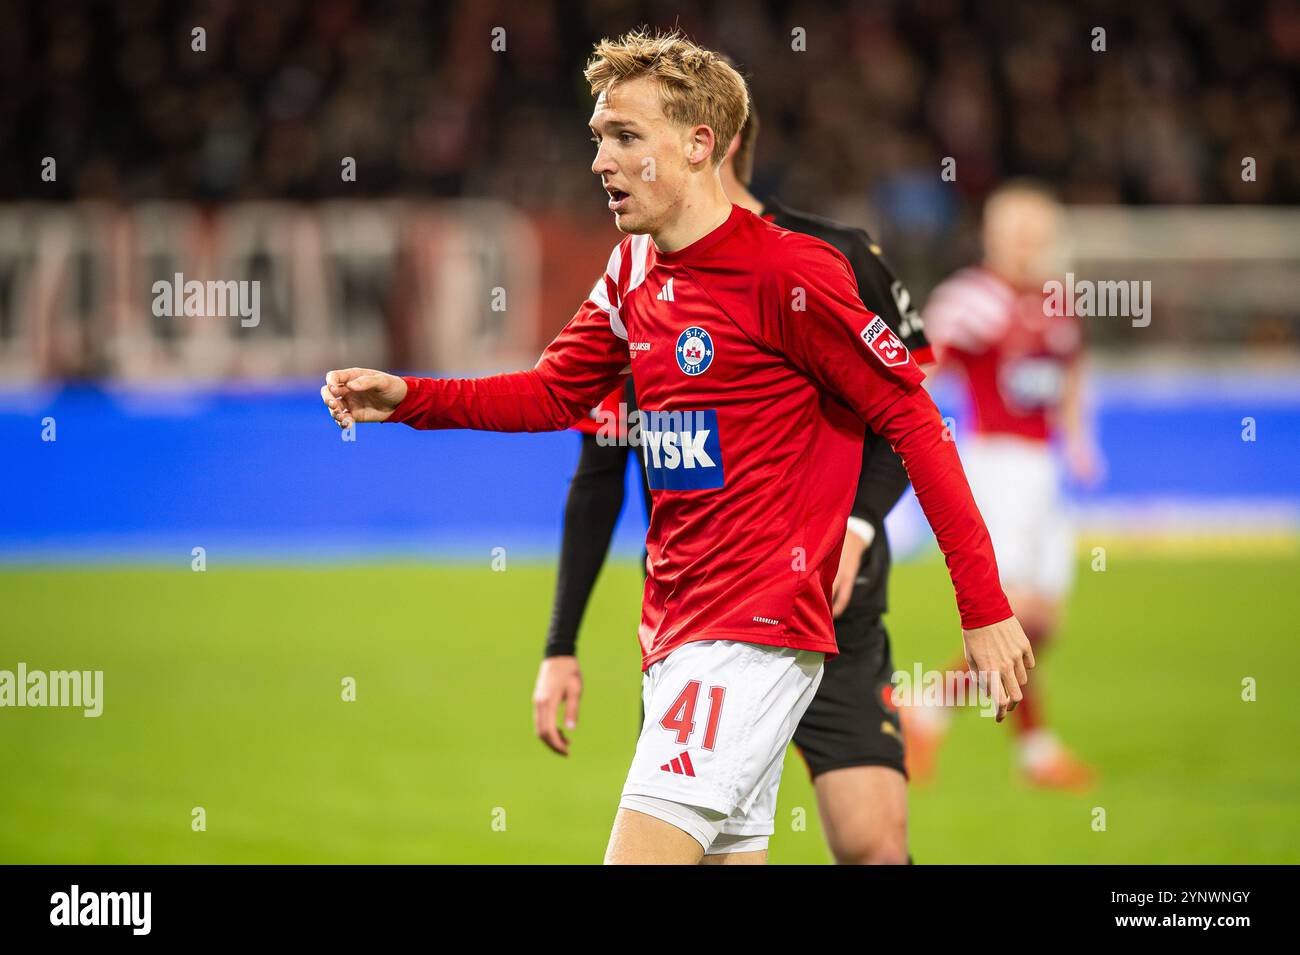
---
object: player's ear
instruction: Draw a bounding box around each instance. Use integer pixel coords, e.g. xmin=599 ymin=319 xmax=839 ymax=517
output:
xmin=686 ymin=125 xmax=716 ymax=168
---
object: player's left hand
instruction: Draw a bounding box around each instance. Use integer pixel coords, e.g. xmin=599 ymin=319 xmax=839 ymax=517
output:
xmin=532 ymin=656 xmax=583 ymax=756
xmin=831 ymin=522 xmax=874 ymax=618
xmin=961 ymin=615 xmax=1035 ymax=723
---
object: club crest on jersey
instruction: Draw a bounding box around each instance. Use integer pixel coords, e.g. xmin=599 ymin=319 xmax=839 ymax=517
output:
xmin=675 ymin=326 xmax=714 ymax=376
xmin=860 ymin=316 xmax=909 ymax=368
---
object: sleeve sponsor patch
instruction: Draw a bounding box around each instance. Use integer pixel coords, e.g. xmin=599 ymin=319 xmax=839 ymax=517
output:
xmin=860 ymin=315 xmax=910 ymax=367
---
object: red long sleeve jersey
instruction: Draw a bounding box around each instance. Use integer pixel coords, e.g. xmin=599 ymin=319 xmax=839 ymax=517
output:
xmin=391 ymin=205 xmax=1010 ymax=669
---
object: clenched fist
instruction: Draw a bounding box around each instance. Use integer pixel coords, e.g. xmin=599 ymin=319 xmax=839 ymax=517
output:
xmin=320 ymin=368 xmax=408 ymax=428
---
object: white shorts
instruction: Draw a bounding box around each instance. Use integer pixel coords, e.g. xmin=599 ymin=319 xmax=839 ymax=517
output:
xmin=618 ymin=640 xmax=824 ymax=854
xmin=961 ymin=435 xmax=1074 ymax=598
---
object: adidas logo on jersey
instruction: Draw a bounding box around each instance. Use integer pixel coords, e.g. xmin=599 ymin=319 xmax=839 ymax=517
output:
xmin=656 ymin=277 xmax=675 ymax=302
xmin=660 ymin=751 xmax=696 ymax=776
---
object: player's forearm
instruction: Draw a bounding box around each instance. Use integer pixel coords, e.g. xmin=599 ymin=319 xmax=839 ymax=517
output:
xmin=545 ymin=436 xmax=628 ymax=657
xmin=876 ymin=389 xmax=1012 ymax=630
xmin=390 ymin=370 xmax=589 ymax=432
xmin=1056 ymin=359 xmax=1091 ymax=444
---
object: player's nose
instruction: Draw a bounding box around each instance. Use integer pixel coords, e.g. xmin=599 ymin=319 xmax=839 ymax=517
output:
xmin=591 ymin=143 xmax=616 ymax=178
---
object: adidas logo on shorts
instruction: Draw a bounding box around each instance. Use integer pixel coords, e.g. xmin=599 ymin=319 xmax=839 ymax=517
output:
xmin=659 ymin=751 xmax=696 ymax=777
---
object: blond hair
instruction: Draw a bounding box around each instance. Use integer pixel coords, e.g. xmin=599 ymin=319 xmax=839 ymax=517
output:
xmin=584 ymin=29 xmax=749 ymax=168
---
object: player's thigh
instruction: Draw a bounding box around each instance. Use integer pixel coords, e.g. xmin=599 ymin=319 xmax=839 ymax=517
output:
xmin=813 ymin=765 xmax=908 ymax=864
xmin=700 ymin=849 xmax=767 ymax=865
xmin=962 ymin=437 xmax=1049 ymax=590
xmin=604 ymin=807 xmax=705 ymax=865
xmin=1033 ymin=506 xmax=1075 ymax=607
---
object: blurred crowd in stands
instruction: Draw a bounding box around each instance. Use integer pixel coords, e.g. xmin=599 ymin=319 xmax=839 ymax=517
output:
xmin=5 ymin=0 xmax=1297 ymax=215
xmin=3 ymin=0 xmax=1298 ymax=358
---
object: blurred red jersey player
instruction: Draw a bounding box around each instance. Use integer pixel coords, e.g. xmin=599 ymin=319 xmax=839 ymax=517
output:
xmin=912 ymin=180 xmax=1102 ymax=791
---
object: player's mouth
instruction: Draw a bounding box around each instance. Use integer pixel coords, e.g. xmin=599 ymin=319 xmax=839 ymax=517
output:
xmin=606 ymin=186 xmax=631 ymax=212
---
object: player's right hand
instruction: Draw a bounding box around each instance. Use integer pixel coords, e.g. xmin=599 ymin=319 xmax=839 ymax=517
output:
xmin=961 ymin=615 xmax=1035 ymax=723
xmin=532 ymin=656 xmax=583 ymax=756
xmin=1065 ymin=435 xmax=1106 ymax=487
xmin=320 ymin=368 xmax=408 ymax=428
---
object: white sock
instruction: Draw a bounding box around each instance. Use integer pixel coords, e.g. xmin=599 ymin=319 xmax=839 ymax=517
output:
xmin=1017 ymin=729 xmax=1062 ymax=769
xmin=907 ymin=701 xmax=952 ymax=732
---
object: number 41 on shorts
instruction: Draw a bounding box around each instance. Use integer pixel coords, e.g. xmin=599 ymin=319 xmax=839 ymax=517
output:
xmin=659 ymin=680 xmax=726 ymax=750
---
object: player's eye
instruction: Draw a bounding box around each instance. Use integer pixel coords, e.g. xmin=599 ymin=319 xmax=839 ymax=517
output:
xmin=619 ymin=132 xmax=635 ymax=144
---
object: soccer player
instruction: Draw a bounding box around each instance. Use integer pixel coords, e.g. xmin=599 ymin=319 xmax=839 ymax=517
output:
xmin=909 ymin=180 xmax=1099 ymax=790
xmin=321 ymin=30 xmax=1032 ymax=865
xmin=532 ymin=92 xmax=932 ymax=864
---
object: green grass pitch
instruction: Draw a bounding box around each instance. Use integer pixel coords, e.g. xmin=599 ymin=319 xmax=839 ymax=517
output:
xmin=1 ymin=548 xmax=1297 ymax=863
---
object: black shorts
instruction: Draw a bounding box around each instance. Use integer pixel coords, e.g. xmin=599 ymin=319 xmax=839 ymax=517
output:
xmin=792 ymin=611 xmax=906 ymax=780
